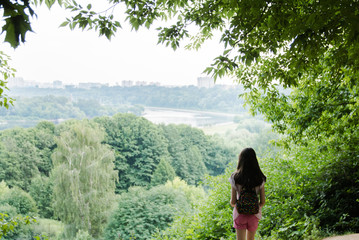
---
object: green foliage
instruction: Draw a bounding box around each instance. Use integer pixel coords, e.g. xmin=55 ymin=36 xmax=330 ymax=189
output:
xmin=157 ymin=170 xmax=234 ymax=240
xmin=0 ymin=213 xmax=36 ymax=239
xmin=0 ymin=127 xmax=46 ymax=190
xmin=104 ymin=184 xmax=193 ymax=240
xmin=30 ymin=218 xmax=64 ymax=240
xmin=0 ymin=96 xmax=85 ymax=120
xmin=164 ymin=177 xmax=206 ymax=209
xmin=94 ymin=113 xmax=169 ymax=192
xmin=0 ymin=187 xmax=38 ymax=216
xmin=33 ymin=121 xmax=57 ymax=176
xmin=312 ymin=147 xmax=359 ymax=233
xmin=0 ymin=94 xmax=146 ymax=129
xmin=151 ymin=158 xmax=176 ymax=186
xmin=257 ymin=143 xmax=358 ymax=239
xmin=0 ymin=1 xmax=34 ymax=48
xmin=61 ymin=1 xmax=121 ymax=40
xmin=0 ymin=182 xmax=38 ymax=240
xmin=0 ymin=52 xmax=15 ymax=109
xmin=159 ymin=142 xmax=357 ymax=239
xmin=161 ymin=124 xmax=235 ymax=184
xmin=6 ymin=85 xmax=243 ymax=119
xmin=0 ymin=204 xmax=17 ymax=217
xmin=74 ymin=229 xmax=93 ymax=240
xmin=51 ymin=120 xmax=118 ymax=238
xmin=41 ymin=0 xmax=358 ymax=100
xmin=218 ymin=114 xmax=280 ymax=158
xmin=258 ymin=148 xmax=321 ymax=239
xmin=29 ymin=176 xmax=54 ymax=219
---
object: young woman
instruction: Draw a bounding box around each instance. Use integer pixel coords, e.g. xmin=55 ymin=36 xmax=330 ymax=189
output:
xmin=229 ymin=148 xmax=266 ymax=240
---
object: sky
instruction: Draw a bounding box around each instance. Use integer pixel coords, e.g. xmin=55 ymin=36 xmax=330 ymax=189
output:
xmin=2 ymin=3 xmax=234 ymax=86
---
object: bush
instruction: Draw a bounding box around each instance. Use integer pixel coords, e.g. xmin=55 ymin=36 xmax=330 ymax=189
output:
xmin=0 ymin=181 xmax=38 ymax=216
xmin=156 ymin=170 xmax=235 ymax=240
xmin=0 ymin=187 xmax=38 ymax=215
xmin=104 ymin=184 xmax=192 ymax=240
xmin=158 ymin=144 xmax=341 ymax=240
xmin=0 ymin=203 xmax=17 ymax=216
xmin=74 ymin=230 xmax=93 ymax=240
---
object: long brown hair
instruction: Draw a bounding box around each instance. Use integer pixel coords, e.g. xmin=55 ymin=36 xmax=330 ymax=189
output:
xmin=234 ymin=148 xmax=266 ymax=188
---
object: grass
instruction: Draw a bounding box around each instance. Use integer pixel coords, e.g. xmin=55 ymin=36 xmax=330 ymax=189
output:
xmin=32 ymin=218 xmax=64 ymax=239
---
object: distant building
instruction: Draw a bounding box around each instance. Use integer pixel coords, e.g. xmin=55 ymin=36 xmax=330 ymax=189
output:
xmin=122 ymin=80 xmax=133 ymax=87
xmin=7 ymin=77 xmax=25 ymax=88
xmin=7 ymin=77 xmax=45 ymax=88
xmin=197 ymin=77 xmax=215 ymax=88
xmin=53 ymin=80 xmax=63 ymax=88
xmin=135 ymin=81 xmax=147 ymax=86
xmin=65 ymin=84 xmax=76 ymax=89
xmin=78 ymin=82 xmax=102 ymax=89
xmin=149 ymin=82 xmax=161 ymax=86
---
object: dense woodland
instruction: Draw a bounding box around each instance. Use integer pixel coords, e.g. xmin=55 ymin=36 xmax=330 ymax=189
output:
xmin=0 ymin=113 xmax=239 ymax=239
xmin=0 ymin=94 xmax=357 ymax=240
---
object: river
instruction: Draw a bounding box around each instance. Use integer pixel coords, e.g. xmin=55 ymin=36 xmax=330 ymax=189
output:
xmin=142 ymin=107 xmax=236 ymax=127
xmin=0 ymin=108 xmax=237 ymax=130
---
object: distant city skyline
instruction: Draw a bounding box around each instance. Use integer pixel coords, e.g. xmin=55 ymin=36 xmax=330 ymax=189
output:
xmin=2 ymin=3 xmax=235 ymax=87
xmin=8 ymin=76 xmax=220 ymax=89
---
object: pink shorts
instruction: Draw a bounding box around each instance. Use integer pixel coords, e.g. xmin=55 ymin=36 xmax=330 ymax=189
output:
xmin=234 ymin=214 xmax=259 ymax=232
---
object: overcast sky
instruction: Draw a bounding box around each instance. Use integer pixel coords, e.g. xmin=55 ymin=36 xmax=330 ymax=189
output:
xmin=2 ymin=3 xmax=234 ymax=86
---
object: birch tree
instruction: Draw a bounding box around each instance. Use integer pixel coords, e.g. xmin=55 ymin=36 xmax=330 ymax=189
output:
xmin=51 ymin=121 xmax=118 ymax=238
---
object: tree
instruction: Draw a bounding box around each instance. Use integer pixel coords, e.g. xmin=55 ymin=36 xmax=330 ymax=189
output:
xmin=94 ymin=113 xmax=169 ymax=192
xmin=104 ymin=184 xmax=191 ymax=240
xmin=0 ymin=187 xmax=38 ymax=216
xmin=0 ymin=128 xmax=42 ymax=190
xmin=51 ymin=120 xmax=117 ymax=238
xmin=28 ymin=175 xmax=54 ymax=219
xmin=151 ymin=158 xmax=176 ymax=186
xmin=33 ymin=121 xmax=57 ymax=176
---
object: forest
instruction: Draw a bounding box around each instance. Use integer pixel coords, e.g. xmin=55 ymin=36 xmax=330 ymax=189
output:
xmin=0 ymin=87 xmax=281 ymax=239
xmin=0 ymin=113 xmax=239 ymax=239
xmin=0 ymin=89 xmax=357 ymax=240
xmin=1 ymin=0 xmax=359 ymax=239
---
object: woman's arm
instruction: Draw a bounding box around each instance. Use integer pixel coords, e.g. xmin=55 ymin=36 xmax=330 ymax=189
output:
xmin=259 ymin=186 xmax=265 ymax=208
xmin=230 ymin=187 xmax=237 ymax=207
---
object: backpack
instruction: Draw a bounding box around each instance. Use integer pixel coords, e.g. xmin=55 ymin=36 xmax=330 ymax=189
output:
xmin=236 ymin=186 xmax=259 ymax=215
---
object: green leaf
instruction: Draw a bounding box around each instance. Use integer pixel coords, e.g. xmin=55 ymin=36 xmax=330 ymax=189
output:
xmin=45 ymin=0 xmax=56 ymax=9
xmin=3 ymin=21 xmax=18 ymax=48
xmin=59 ymin=21 xmax=69 ymax=27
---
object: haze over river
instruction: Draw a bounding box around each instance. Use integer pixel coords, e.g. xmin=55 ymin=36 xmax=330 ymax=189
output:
xmin=143 ymin=107 xmax=236 ymax=127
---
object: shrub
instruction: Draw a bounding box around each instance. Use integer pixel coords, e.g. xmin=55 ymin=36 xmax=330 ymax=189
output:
xmin=104 ymin=184 xmax=191 ymax=240
xmin=0 ymin=187 xmax=38 ymax=215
